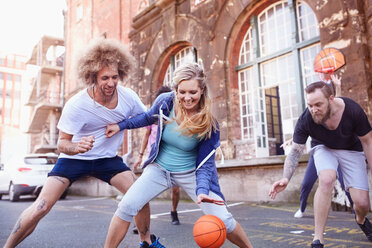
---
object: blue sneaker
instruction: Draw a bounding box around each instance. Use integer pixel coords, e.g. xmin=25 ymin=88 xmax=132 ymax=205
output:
xmin=139 ymin=235 xmax=166 ymax=248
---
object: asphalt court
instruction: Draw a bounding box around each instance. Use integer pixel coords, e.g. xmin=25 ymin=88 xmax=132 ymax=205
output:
xmin=1 ymin=196 xmax=371 ymax=247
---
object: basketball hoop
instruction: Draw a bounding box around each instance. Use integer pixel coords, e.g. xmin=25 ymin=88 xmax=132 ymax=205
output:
xmin=314 ymin=47 xmax=345 ymax=83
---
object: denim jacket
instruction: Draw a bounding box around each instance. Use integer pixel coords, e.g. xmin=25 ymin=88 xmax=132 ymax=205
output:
xmin=118 ymin=92 xmax=224 ymax=200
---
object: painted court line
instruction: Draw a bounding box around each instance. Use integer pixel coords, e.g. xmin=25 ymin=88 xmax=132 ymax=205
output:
xmin=60 ymin=197 xmax=109 ymax=203
xmin=151 ymin=202 xmax=245 ymax=219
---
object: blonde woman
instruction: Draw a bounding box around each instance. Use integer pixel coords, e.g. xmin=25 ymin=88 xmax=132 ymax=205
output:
xmin=104 ymin=63 xmax=252 ymax=248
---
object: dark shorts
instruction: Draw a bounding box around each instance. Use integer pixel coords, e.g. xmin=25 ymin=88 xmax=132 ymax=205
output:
xmin=48 ymin=156 xmax=131 ymax=185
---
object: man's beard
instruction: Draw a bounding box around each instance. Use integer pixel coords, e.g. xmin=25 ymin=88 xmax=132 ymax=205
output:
xmin=312 ymin=105 xmax=331 ymax=124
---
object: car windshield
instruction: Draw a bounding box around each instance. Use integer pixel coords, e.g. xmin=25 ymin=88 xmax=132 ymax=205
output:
xmin=24 ymin=157 xmax=58 ymax=165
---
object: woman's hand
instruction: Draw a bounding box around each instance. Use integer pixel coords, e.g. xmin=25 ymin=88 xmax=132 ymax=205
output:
xmin=330 ymin=74 xmax=341 ymax=87
xmin=197 ymin=193 xmax=225 ymax=205
xmin=330 ymin=74 xmax=342 ymax=96
xmin=133 ymin=156 xmax=143 ymax=170
xmin=105 ymin=124 xmax=120 ymax=138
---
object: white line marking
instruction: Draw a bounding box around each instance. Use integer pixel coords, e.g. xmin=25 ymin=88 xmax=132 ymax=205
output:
xmin=150 ymin=202 xmax=245 ymax=219
xmin=61 ymin=197 xmax=109 ymax=202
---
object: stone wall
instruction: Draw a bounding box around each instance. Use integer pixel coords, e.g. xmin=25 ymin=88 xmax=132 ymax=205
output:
xmin=69 ymin=155 xmax=372 ymax=209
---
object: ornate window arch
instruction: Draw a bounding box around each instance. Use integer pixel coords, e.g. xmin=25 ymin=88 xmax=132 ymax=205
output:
xmin=236 ymin=0 xmax=320 ymax=157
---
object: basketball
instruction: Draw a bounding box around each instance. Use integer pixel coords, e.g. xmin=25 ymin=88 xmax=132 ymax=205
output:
xmin=193 ymin=215 xmax=227 ymax=248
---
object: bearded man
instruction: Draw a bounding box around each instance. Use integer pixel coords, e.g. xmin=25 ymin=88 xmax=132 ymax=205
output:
xmin=269 ymin=81 xmax=372 ymax=248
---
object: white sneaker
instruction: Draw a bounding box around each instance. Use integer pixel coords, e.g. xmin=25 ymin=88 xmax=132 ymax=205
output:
xmin=294 ymin=209 xmax=303 ymax=218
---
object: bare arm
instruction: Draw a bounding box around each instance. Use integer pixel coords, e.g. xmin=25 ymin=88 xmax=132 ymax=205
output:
xmin=359 ymin=131 xmax=372 ymax=171
xmin=269 ymin=142 xmax=306 ymax=199
xmin=283 ymin=142 xmax=306 ymax=180
xmin=57 ymin=131 xmax=95 ymax=155
xmin=330 ymin=74 xmax=342 ymax=97
xmin=134 ymin=128 xmax=151 ymax=170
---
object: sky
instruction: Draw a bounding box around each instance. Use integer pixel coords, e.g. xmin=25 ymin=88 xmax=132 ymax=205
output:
xmin=0 ymin=0 xmax=67 ymax=57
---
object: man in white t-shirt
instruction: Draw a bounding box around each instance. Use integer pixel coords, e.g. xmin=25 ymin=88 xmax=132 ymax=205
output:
xmin=5 ymin=38 xmax=165 ymax=248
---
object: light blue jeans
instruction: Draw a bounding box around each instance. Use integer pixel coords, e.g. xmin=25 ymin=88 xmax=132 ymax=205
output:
xmin=115 ymin=162 xmax=237 ymax=233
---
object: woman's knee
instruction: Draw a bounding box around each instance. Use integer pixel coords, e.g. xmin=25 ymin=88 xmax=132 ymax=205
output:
xmin=117 ymin=196 xmax=143 ymax=221
xmin=217 ymin=214 xmax=236 ymax=233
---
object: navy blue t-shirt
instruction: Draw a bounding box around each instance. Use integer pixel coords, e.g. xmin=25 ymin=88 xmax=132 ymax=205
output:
xmin=293 ymin=97 xmax=371 ymax=151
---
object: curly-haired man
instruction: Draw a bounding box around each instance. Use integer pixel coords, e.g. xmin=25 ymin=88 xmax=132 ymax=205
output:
xmin=5 ymin=38 xmax=165 ymax=248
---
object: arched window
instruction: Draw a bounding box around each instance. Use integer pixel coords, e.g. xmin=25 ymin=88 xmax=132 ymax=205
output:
xmin=163 ymin=47 xmax=198 ymax=86
xmin=237 ymin=0 xmax=320 ymax=157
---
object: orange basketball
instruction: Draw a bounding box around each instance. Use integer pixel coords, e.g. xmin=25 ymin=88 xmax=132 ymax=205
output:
xmin=313 ymin=47 xmax=345 ymax=74
xmin=193 ymin=215 xmax=227 ymax=248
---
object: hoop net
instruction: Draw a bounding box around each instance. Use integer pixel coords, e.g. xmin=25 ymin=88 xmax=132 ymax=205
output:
xmin=317 ymin=71 xmax=333 ymax=84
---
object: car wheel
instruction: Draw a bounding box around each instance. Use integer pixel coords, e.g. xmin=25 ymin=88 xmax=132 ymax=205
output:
xmin=0 ymin=194 xmax=2 ymax=200
xmin=9 ymin=183 xmax=20 ymax=202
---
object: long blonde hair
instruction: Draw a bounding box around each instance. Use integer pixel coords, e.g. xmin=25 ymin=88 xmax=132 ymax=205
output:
xmin=172 ymin=63 xmax=217 ymax=139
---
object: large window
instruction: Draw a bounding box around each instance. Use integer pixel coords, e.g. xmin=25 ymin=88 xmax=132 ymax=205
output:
xmin=237 ymin=0 xmax=319 ymax=157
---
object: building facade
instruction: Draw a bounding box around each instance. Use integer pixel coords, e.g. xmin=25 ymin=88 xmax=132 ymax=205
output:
xmin=64 ymin=0 xmax=147 ymax=157
xmin=128 ymin=0 xmax=372 ymax=160
xmin=25 ymin=36 xmax=65 ymax=154
xmin=0 ymin=52 xmax=28 ymax=163
xmin=63 ymin=0 xmax=372 ymax=202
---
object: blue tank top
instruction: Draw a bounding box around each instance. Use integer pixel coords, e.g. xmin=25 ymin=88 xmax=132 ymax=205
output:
xmin=155 ymin=108 xmax=199 ymax=172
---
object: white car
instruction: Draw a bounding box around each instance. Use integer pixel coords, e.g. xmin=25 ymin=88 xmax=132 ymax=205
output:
xmin=0 ymin=153 xmax=68 ymax=202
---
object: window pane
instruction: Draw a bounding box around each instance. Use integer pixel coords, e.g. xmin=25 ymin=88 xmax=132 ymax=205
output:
xmin=238 ymin=68 xmax=257 ymax=140
xmin=297 ymin=0 xmax=319 ymax=41
xmin=300 ymin=43 xmax=321 ymax=99
xmin=261 ymin=53 xmax=297 ymax=144
xmin=239 ymin=27 xmax=253 ymax=64
xmin=163 ymin=65 xmax=172 ymax=86
xmin=258 ymin=1 xmax=291 ymax=56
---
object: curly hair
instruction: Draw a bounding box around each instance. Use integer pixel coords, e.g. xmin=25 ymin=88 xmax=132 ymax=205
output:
xmin=172 ymin=63 xmax=218 ymax=140
xmin=76 ymin=37 xmax=135 ymax=86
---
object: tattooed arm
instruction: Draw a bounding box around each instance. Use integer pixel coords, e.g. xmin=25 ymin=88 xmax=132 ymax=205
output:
xmin=269 ymin=142 xmax=306 ymax=199
xmin=283 ymin=142 xmax=306 ymax=180
xmin=57 ymin=131 xmax=95 ymax=155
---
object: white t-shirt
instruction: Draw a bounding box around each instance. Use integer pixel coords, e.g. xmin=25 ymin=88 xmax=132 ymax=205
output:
xmin=57 ymin=85 xmax=146 ymax=160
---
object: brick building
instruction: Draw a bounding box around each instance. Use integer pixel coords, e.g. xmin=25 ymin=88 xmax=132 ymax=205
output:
xmin=128 ymin=0 xmax=372 ymax=160
xmin=25 ymin=36 xmax=65 ymax=154
xmin=64 ymin=0 xmax=145 ymax=157
xmin=0 ymin=52 xmax=28 ymax=163
xmin=64 ymin=0 xmax=372 ymax=201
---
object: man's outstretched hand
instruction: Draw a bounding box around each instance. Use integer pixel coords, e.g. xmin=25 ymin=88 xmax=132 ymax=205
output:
xmin=269 ymin=178 xmax=289 ymax=200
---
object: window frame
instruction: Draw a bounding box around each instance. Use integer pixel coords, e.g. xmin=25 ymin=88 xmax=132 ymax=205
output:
xmin=235 ymin=0 xmax=320 ymax=156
